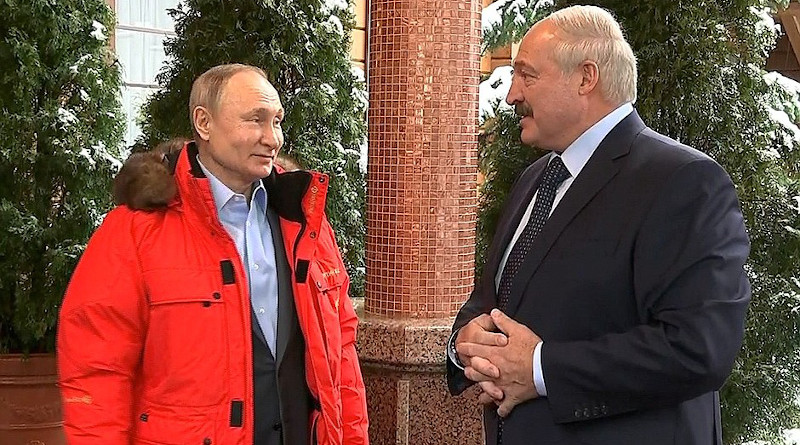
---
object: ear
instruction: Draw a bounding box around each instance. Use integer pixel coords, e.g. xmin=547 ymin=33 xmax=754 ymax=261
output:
xmin=193 ymin=106 xmax=212 ymax=141
xmin=577 ymin=60 xmax=600 ymax=96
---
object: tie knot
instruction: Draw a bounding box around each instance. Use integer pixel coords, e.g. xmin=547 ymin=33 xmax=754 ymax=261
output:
xmin=543 ymin=155 xmax=571 ymax=187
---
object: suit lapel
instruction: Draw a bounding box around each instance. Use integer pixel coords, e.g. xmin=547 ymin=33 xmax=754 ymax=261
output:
xmin=268 ymin=206 xmax=296 ymax=368
xmin=484 ymin=158 xmax=549 ymax=289
xmin=503 ymin=111 xmax=646 ymax=316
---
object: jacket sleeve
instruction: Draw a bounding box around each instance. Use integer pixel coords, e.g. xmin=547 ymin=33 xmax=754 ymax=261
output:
xmin=57 ymin=208 xmax=148 ymax=444
xmin=542 ymin=159 xmax=751 ymax=423
xmin=338 ymin=281 xmax=370 ymax=444
xmin=324 ymin=218 xmax=369 ymax=445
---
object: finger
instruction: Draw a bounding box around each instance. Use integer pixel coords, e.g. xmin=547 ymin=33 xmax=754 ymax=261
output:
xmin=479 ymin=380 xmax=504 ymax=401
xmin=464 ymin=365 xmax=495 ymax=382
xmin=478 ymin=392 xmax=496 ymax=406
xmin=490 ymin=309 xmax=518 ymax=335
xmin=470 ymin=355 xmax=500 ymax=379
xmin=456 ymin=342 xmax=493 ymax=360
xmin=497 ymin=397 xmax=517 ymax=418
xmin=472 ymin=330 xmax=508 ymax=347
xmin=473 ymin=313 xmax=498 ymax=332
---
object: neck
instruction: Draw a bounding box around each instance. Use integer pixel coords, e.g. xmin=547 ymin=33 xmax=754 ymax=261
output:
xmin=197 ymin=151 xmax=253 ymax=200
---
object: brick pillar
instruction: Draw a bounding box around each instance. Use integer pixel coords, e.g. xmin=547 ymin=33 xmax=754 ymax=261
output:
xmin=358 ymin=0 xmax=483 ymax=443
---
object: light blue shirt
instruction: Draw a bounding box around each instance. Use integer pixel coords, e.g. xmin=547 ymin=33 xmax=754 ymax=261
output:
xmin=198 ymin=157 xmax=279 ymax=355
xmin=447 ymin=102 xmax=634 ymax=398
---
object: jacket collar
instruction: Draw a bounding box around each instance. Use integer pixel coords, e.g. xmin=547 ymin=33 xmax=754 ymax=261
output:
xmin=173 ymin=141 xmax=330 ymax=227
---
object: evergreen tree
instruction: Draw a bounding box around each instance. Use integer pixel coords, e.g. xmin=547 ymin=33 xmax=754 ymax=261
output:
xmin=0 ymin=0 xmax=124 ymax=353
xmin=478 ymin=0 xmax=800 ymax=442
xmin=139 ymin=0 xmax=367 ymax=296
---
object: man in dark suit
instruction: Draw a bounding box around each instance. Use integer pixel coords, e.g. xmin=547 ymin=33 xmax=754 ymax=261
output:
xmin=447 ymin=5 xmax=750 ymax=445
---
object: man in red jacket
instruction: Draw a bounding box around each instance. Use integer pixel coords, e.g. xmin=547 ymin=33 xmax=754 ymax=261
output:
xmin=58 ymin=64 xmax=369 ymax=445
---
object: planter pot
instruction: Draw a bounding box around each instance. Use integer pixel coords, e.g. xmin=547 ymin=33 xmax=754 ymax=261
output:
xmin=0 ymin=353 xmax=65 ymax=445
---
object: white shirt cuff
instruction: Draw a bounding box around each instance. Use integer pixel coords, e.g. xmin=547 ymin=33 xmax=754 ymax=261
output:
xmin=448 ymin=329 xmax=465 ymax=370
xmin=533 ymin=341 xmax=547 ymax=397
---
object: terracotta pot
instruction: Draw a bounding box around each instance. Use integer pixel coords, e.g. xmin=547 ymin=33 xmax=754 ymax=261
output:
xmin=0 ymin=353 xmax=65 ymax=445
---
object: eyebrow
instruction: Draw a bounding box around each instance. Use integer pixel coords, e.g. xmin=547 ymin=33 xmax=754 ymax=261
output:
xmin=246 ymin=107 xmax=284 ymax=117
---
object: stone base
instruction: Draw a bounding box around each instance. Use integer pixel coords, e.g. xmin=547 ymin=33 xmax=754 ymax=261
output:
xmin=356 ymin=302 xmax=483 ymax=445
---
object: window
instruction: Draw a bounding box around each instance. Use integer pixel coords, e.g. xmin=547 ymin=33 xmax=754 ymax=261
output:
xmin=113 ymin=0 xmax=178 ymax=147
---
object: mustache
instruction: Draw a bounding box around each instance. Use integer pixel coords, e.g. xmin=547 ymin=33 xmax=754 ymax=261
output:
xmin=515 ymin=103 xmax=532 ymax=117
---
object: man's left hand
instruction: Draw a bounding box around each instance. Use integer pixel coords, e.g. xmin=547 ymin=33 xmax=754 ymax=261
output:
xmin=457 ymin=308 xmax=542 ymax=417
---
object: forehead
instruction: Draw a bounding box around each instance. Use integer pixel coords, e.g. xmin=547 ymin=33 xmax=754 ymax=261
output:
xmin=219 ymin=70 xmax=282 ymax=111
xmin=514 ymin=21 xmax=557 ymax=68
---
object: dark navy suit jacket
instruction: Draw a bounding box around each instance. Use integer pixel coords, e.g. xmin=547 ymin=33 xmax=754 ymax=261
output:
xmin=448 ymin=111 xmax=751 ymax=445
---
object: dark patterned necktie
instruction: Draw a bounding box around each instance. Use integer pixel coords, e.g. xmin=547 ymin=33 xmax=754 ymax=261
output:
xmin=496 ymin=155 xmax=570 ymax=445
xmin=497 ymin=155 xmax=571 ymax=310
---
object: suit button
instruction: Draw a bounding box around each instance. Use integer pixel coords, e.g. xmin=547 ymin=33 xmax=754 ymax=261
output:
xmin=574 ymin=409 xmax=582 ymax=418
xmin=583 ymin=408 xmax=591 ymax=418
xmin=212 ymin=292 xmax=221 ymax=300
xmin=203 ymin=439 xmax=211 ymax=445
xmin=600 ymin=403 xmax=608 ymax=415
xmin=273 ymin=422 xmax=282 ymax=431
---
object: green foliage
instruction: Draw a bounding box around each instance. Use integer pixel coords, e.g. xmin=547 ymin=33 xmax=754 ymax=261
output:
xmin=0 ymin=0 xmax=124 ymax=353
xmin=139 ymin=0 xmax=367 ymax=296
xmin=482 ymin=0 xmax=554 ymax=53
xmin=478 ymin=0 xmax=800 ymax=442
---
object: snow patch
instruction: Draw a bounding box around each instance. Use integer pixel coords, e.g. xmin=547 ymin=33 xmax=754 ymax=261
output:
xmin=479 ymin=66 xmax=513 ymax=121
xmin=90 ymin=20 xmax=107 ymax=41
xmin=94 ymin=141 xmax=123 ymax=171
xmin=57 ymin=108 xmax=78 ymax=126
xmin=79 ymin=89 xmax=90 ymax=102
xmin=321 ymin=83 xmax=336 ymax=96
xmin=78 ymin=147 xmax=96 ymax=166
xmin=324 ymin=15 xmax=344 ymax=36
xmin=321 ymin=0 xmax=348 ymax=15
xmin=751 ymin=6 xmax=781 ymax=38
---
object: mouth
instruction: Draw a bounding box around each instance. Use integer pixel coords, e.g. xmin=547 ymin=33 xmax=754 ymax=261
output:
xmin=253 ymin=154 xmax=276 ymax=160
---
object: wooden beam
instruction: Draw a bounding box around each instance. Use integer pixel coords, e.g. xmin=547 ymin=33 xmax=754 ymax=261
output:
xmin=779 ymin=4 xmax=800 ymax=69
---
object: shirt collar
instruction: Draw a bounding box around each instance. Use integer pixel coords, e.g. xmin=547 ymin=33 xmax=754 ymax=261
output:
xmin=196 ymin=155 xmax=266 ymax=213
xmin=558 ymin=102 xmax=633 ymax=177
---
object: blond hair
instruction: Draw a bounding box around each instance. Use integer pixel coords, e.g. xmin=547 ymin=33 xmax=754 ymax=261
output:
xmin=188 ymin=64 xmax=268 ymax=136
xmin=544 ymin=5 xmax=637 ymax=104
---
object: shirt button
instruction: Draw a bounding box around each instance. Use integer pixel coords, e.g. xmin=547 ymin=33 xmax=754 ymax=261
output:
xmin=246 ymin=221 xmax=251 ymax=227
xmin=258 ymin=307 xmax=266 ymax=314
xmin=253 ymin=263 xmax=259 ymax=270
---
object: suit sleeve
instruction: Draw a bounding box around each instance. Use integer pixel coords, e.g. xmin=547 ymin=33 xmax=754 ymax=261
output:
xmin=446 ymin=162 xmax=544 ymax=396
xmin=542 ymin=159 xmax=751 ymax=423
xmin=57 ymin=208 xmax=147 ymax=444
xmin=325 ymin=221 xmax=369 ymax=444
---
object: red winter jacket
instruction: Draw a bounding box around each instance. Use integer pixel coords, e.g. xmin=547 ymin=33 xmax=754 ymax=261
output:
xmin=58 ymin=146 xmax=369 ymax=445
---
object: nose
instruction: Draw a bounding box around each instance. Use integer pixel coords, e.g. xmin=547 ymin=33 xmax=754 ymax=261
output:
xmin=506 ymin=78 xmax=522 ymax=106
xmin=261 ymin=126 xmax=283 ymax=151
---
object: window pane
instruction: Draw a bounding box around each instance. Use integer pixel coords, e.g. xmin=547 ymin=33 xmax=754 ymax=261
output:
xmin=120 ymin=86 xmax=157 ymax=147
xmin=116 ymin=29 xmax=170 ymax=85
xmin=117 ymin=0 xmax=178 ymax=30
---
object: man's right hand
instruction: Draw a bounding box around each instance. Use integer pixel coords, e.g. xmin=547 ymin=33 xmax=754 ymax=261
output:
xmin=455 ymin=313 xmax=508 ymax=369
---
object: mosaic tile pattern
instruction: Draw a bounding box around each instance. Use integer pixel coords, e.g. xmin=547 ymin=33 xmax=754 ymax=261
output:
xmin=365 ymin=0 xmax=482 ymax=318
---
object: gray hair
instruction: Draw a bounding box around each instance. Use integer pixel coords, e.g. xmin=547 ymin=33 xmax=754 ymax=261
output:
xmin=544 ymin=5 xmax=637 ymax=104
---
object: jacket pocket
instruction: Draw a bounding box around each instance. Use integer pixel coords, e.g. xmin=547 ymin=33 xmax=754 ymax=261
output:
xmin=133 ymin=402 xmax=215 ymax=445
xmin=142 ymin=270 xmax=229 ymax=406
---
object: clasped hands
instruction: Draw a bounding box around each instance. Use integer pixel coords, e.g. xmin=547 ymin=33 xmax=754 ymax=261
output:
xmin=455 ymin=309 xmax=541 ymax=417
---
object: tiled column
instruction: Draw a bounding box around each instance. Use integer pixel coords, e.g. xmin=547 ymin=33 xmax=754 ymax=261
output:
xmin=359 ymin=0 xmax=483 ymax=443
